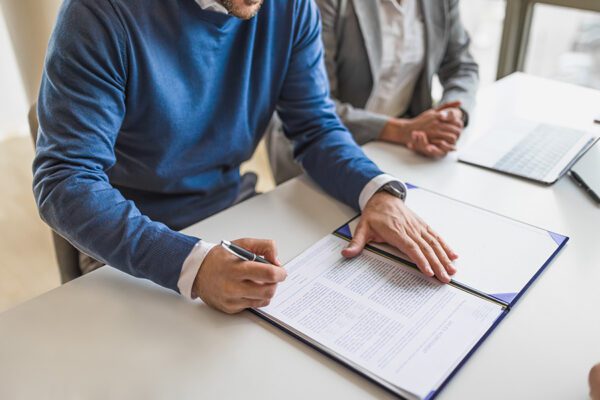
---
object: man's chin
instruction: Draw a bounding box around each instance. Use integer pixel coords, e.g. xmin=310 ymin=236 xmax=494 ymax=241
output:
xmin=223 ymin=0 xmax=264 ymax=20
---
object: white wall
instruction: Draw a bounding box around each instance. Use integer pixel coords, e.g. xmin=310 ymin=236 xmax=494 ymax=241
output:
xmin=1 ymin=0 xmax=62 ymax=104
xmin=0 ymin=7 xmax=28 ymax=140
xmin=0 ymin=0 xmax=62 ymax=140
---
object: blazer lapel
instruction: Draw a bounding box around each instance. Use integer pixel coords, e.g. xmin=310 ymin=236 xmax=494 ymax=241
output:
xmin=352 ymin=0 xmax=382 ymax=85
xmin=409 ymin=0 xmax=446 ymax=116
xmin=419 ymin=0 xmax=434 ymax=84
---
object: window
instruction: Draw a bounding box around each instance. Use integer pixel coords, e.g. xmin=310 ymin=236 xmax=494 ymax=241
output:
xmin=524 ymin=3 xmax=600 ymax=90
xmin=460 ymin=0 xmax=507 ymax=87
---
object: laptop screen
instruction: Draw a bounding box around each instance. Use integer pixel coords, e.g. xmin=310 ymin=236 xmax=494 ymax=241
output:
xmin=571 ymin=140 xmax=600 ymax=204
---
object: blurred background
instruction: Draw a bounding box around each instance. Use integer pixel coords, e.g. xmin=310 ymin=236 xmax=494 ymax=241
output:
xmin=0 ymin=0 xmax=599 ymax=312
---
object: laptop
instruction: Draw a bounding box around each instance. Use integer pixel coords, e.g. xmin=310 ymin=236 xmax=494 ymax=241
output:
xmin=459 ymin=119 xmax=595 ymax=184
xmin=570 ymin=140 xmax=600 ymax=204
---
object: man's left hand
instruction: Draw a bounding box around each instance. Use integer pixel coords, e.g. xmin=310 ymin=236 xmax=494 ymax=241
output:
xmin=341 ymin=191 xmax=458 ymax=283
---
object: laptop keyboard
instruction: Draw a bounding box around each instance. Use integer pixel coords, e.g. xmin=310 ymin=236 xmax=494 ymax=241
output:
xmin=493 ymin=124 xmax=585 ymax=181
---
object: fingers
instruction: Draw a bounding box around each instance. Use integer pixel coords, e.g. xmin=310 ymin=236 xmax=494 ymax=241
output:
xmin=220 ymin=270 xmax=281 ymax=313
xmin=428 ymin=130 xmax=459 ymax=144
xmin=411 ymin=132 xmax=447 ymax=158
xmin=238 ymin=281 xmax=278 ymax=301
xmin=221 ymin=298 xmax=272 ymax=314
xmin=436 ymin=101 xmax=462 ymax=112
xmin=386 ymin=234 xmax=434 ymax=278
xmin=422 ymin=144 xmax=446 ymax=158
xmin=435 ymin=122 xmax=462 ymax=136
xmin=342 ymin=221 xmax=369 ymax=258
xmin=236 ymin=261 xmax=287 ymax=283
xmin=405 ymin=224 xmax=457 ymax=282
xmin=389 ymin=226 xmax=455 ymax=283
xmin=427 ymin=226 xmax=459 ymax=261
xmin=234 ymin=238 xmax=281 ymax=266
xmin=411 ymin=235 xmax=451 ymax=283
xmin=243 ymin=298 xmax=272 ymax=308
xmin=430 ymin=139 xmax=456 ymax=153
xmin=422 ymin=230 xmax=456 ymax=276
xmin=438 ymin=109 xmax=464 ymax=126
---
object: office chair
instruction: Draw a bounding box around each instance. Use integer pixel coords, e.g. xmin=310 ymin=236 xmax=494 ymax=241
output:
xmin=28 ymin=104 xmax=82 ymax=284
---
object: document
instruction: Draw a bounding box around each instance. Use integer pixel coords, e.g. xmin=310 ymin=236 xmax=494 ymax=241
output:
xmin=339 ymin=187 xmax=568 ymax=305
xmin=255 ymin=185 xmax=567 ymax=398
xmin=258 ymin=235 xmax=505 ymax=400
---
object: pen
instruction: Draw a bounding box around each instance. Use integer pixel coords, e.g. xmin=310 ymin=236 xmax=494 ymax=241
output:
xmin=221 ymin=240 xmax=270 ymax=264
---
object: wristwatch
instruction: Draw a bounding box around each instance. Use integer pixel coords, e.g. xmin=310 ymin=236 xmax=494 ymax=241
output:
xmin=460 ymin=107 xmax=469 ymax=127
xmin=376 ymin=181 xmax=407 ymax=201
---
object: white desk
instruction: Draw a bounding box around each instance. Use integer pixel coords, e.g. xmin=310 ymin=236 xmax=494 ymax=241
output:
xmin=1 ymin=73 xmax=599 ymax=399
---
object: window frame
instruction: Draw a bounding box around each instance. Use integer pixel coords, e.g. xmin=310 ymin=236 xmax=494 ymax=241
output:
xmin=497 ymin=0 xmax=600 ymax=79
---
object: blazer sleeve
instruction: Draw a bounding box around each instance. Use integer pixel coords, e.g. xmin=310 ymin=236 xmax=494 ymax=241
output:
xmin=438 ymin=0 xmax=480 ymax=119
xmin=316 ymin=0 xmax=389 ymax=145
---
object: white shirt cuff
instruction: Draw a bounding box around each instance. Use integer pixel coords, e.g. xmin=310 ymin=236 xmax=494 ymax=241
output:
xmin=178 ymin=240 xmax=217 ymax=300
xmin=358 ymin=174 xmax=407 ymax=211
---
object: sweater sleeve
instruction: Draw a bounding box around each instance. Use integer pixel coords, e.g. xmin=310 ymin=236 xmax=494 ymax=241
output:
xmin=32 ymin=0 xmax=198 ymax=292
xmin=276 ymin=0 xmax=385 ymax=210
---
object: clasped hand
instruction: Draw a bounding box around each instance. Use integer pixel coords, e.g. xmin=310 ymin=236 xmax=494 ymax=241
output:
xmin=381 ymin=101 xmax=465 ymax=158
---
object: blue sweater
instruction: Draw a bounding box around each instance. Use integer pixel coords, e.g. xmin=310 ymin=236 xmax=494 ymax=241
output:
xmin=33 ymin=0 xmax=384 ymax=292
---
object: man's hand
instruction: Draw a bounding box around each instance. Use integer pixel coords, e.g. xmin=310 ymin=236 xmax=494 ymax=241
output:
xmin=341 ymin=192 xmax=458 ymax=283
xmin=591 ymin=363 xmax=600 ymax=400
xmin=193 ymin=238 xmax=287 ymax=314
xmin=379 ymin=101 xmax=465 ymax=158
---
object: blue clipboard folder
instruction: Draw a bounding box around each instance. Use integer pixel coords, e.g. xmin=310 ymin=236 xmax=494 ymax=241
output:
xmin=252 ymin=183 xmax=568 ymax=400
xmin=335 ymin=183 xmax=568 ymax=309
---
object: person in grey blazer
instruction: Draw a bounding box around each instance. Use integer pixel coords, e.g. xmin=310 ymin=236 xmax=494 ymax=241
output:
xmin=266 ymin=0 xmax=479 ymax=184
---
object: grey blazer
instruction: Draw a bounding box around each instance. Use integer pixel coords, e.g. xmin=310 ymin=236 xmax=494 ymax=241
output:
xmin=266 ymin=0 xmax=479 ymax=184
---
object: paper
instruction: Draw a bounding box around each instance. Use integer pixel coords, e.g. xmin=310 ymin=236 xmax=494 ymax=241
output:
xmin=259 ymin=235 xmax=504 ymax=399
xmin=340 ymin=188 xmax=564 ymax=302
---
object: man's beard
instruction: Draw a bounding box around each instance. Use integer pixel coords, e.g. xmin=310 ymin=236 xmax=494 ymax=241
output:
xmin=220 ymin=0 xmax=264 ymax=20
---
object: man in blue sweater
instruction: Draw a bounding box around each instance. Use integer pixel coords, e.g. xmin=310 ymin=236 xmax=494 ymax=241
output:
xmin=33 ymin=0 xmax=457 ymax=314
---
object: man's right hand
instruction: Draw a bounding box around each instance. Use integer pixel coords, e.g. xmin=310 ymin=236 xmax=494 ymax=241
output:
xmin=193 ymin=238 xmax=287 ymax=314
